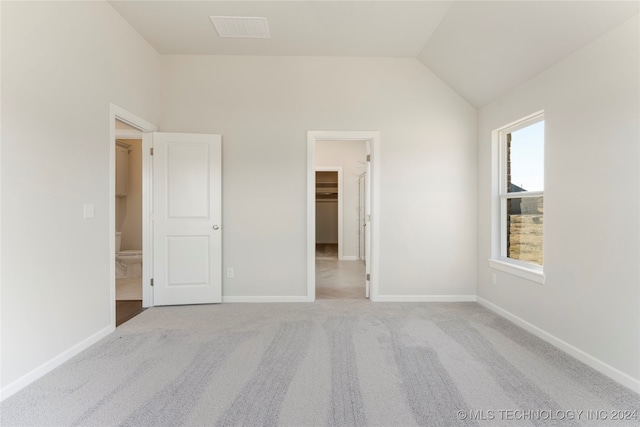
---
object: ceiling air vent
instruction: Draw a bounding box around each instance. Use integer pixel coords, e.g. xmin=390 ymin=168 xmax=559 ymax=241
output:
xmin=209 ymin=16 xmax=271 ymax=39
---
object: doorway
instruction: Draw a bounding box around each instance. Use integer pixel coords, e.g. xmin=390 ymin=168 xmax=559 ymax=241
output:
xmin=307 ymin=131 xmax=380 ymax=301
xmin=315 ymin=169 xmax=341 ymax=255
xmin=110 ymin=106 xmax=223 ymax=326
xmin=114 ymin=129 xmax=144 ymax=325
xmin=315 ymin=163 xmax=367 ymax=298
xmin=110 ymin=105 xmax=157 ymax=328
xmin=315 ymin=144 xmax=367 ymax=299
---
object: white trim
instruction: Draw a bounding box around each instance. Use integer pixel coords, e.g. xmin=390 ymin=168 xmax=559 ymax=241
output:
xmin=110 ymin=104 xmax=156 ymax=133
xmin=375 ymin=295 xmax=477 ymax=302
xmin=141 ymin=133 xmax=153 ymax=307
xmin=307 ymin=131 xmax=381 ymax=303
xmin=222 ymin=296 xmax=309 ymax=303
xmin=477 ymin=297 xmax=640 ymax=393
xmin=340 ymin=256 xmax=358 ymax=261
xmin=109 ymin=104 xmax=157 ymax=320
xmin=496 ymin=110 xmax=545 ymax=135
xmin=489 ymin=259 xmax=545 ymax=284
xmin=0 ymin=0 xmax=3 ymax=402
xmin=115 ymin=129 xmax=143 ymax=139
xmin=315 ymin=166 xmax=343 ymax=259
xmin=504 ymin=191 xmax=544 ymax=199
xmin=0 ymin=325 xmax=113 ymax=401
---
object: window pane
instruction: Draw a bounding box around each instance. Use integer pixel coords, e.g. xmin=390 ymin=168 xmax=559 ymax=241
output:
xmin=508 ymin=121 xmax=544 ymax=192
xmin=507 ymin=197 xmax=543 ymax=265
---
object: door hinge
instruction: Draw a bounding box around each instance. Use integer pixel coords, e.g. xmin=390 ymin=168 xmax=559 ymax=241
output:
xmin=366 ymin=154 xmax=371 ymax=162
xmin=366 ymin=273 xmax=370 ymax=281
xmin=150 ymin=278 xmax=154 ymax=287
xmin=150 ymin=147 xmax=154 ymax=156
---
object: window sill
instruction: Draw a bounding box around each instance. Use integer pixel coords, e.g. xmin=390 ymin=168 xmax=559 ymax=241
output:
xmin=488 ymin=259 xmax=545 ymax=285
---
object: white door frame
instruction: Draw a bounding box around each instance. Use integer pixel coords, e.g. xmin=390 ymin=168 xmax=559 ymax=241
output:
xmin=307 ymin=131 xmax=381 ymax=301
xmin=314 ymin=167 xmax=344 ymax=259
xmin=109 ymin=104 xmax=157 ymax=328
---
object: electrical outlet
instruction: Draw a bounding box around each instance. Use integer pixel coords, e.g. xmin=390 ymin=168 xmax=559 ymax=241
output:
xmin=492 ymin=273 xmax=497 ymax=285
xmin=226 ymin=268 xmax=234 ymax=278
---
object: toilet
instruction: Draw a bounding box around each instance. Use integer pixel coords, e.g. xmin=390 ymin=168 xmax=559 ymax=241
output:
xmin=116 ymin=232 xmax=142 ymax=278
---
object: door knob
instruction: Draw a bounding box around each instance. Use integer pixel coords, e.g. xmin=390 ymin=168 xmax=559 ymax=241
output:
xmin=213 ymin=225 xmax=220 ymax=230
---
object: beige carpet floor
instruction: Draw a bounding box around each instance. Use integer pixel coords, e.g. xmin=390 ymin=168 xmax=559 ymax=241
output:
xmin=3 ymin=247 xmax=637 ymax=426
xmin=2 ymin=300 xmax=638 ymax=426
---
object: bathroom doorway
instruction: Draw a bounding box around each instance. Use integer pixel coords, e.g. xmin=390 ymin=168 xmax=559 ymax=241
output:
xmin=114 ymin=119 xmax=146 ymax=326
xmin=111 ymin=105 xmax=156 ymax=329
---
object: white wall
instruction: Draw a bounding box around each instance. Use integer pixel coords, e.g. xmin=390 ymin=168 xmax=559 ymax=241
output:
xmin=316 ymin=140 xmax=367 ymax=257
xmin=1 ymin=1 xmax=161 ymax=393
xmin=159 ymin=56 xmax=477 ymax=299
xmin=477 ymin=16 xmax=640 ymax=388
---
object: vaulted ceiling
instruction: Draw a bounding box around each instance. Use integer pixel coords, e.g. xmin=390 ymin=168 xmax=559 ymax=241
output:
xmin=109 ymin=1 xmax=639 ymax=107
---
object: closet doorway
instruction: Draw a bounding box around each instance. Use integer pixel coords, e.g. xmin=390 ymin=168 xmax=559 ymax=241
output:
xmin=307 ymin=131 xmax=380 ymax=302
xmin=314 ymin=141 xmax=368 ymax=299
xmin=315 ymin=169 xmax=341 ymax=259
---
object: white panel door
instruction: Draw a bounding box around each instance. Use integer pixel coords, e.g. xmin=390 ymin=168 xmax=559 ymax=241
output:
xmin=153 ymin=133 xmax=222 ymax=306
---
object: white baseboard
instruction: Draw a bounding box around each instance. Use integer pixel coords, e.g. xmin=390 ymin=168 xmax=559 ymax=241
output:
xmin=374 ymin=295 xmax=477 ymax=302
xmin=0 ymin=325 xmax=114 ymax=402
xmin=476 ymin=297 xmax=640 ymax=394
xmin=222 ymin=296 xmax=309 ymax=303
xmin=339 ymin=256 xmax=358 ymax=261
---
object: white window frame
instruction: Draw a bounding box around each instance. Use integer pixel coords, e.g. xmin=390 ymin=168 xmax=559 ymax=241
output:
xmin=489 ymin=111 xmax=545 ymax=284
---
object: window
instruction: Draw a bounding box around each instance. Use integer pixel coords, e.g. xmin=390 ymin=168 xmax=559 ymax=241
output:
xmin=491 ymin=112 xmax=544 ymax=282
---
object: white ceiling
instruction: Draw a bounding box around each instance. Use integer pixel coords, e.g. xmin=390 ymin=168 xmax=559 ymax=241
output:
xmin=109 ymin=1 xmax=454 ymax=56
xmin=109 ymin=1 xmax=639 ymax=107
xmin=417 ymin=1 xmax=640 ymax=106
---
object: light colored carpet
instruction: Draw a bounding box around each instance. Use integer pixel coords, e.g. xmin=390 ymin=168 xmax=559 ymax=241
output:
xmin=2 ymin=301 xmax=638 ymax=426
xmin=116 ymin=278 xmax=142 ymax=301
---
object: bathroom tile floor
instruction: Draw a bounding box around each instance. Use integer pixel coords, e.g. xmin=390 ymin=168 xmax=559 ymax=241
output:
xmin=316 ymin=244 xmax=367 ymax=300
xmin=116 ymin=278 xmax=142 ymax=300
